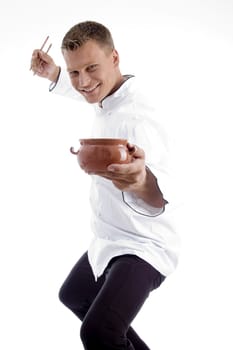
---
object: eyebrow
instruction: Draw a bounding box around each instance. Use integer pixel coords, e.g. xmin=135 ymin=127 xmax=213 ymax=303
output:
xmin=67 ymin=63 xmax=99 ymax=72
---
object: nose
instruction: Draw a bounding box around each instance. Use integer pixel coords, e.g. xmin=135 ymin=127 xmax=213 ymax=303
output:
xmin=78 ymin=72 xmax=91 ymax=88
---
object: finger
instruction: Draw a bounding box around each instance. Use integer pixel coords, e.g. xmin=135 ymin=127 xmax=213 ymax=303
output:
xmin=30 ymin=50 xmax=40 ymax=70
xmin=107 ymin=162 xmax=131 ymax=174
xmin=31 ymin=50 xmax=44 ymax=69
xmin=32 ymin=50 xmax=50 ymax=65
xmin=127 ymin=143 xmax=145 ymax=159
xmin=90 ymin=169 xmax=132 ymax=183
xmin=127 ymin=143 xmax=137 ymax=154
xmin=107 ymin=157 xmax=144 ymax=174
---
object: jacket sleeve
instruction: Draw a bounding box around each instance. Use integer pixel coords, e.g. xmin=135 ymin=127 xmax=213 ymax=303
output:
xmin=122 ymin=117 xmax=179 ymax=215
xmin=49 ymin=68 xmax=85 ymax=102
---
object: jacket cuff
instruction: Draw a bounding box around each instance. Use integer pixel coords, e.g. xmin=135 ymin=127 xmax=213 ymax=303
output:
xmin=49 ymin=67 xmax=61 ymax=91
xmin=121 ymin=192 xmax=165 ymax=217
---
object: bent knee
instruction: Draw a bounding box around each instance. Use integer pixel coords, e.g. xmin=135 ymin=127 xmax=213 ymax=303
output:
xmin=58 ymin=282 xmax=78 ymax=309
xmin=58 ymin=283 xmax=89 ymax=321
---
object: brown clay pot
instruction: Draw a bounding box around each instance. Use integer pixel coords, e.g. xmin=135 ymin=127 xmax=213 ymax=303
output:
xmin=70 ymin=138 xmax=134 ymax=173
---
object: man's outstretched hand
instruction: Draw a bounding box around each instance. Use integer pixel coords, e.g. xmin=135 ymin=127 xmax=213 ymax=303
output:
xmin=93 ymin=143 xmax=166 ymax=208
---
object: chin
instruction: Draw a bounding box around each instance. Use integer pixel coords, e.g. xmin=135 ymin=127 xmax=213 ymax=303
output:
xmin=84 ymin=92 xmax=106 ymax=104
xmin=84 ymin=96 xmax=100 ymax=104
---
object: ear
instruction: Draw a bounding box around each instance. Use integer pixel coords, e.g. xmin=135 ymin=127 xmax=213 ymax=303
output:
xmin=112 ymin=49 xmax=120 ymax=66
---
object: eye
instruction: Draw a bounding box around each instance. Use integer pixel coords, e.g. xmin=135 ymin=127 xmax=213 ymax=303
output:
xmin=87 ymin=64 xmax=98 ymax=72
xmin=69 ymin=71 xmax=79 ymax=78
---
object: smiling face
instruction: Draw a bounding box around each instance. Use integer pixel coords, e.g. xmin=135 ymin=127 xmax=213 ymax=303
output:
xmin=62 ymin=40 xmax=123 ymax=104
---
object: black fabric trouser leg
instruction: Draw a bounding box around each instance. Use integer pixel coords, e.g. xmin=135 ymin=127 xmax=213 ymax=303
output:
xmin=59 ymin=252 xmax=165 ymax=350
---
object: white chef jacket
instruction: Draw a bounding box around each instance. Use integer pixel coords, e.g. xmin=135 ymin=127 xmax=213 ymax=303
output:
xmin=51 ymin=69 xmax=181 ymax=280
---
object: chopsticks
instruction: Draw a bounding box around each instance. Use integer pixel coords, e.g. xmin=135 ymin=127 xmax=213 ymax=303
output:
xmin=39 ymin=35 xmax=49 ymax=51
xmin=30 ymin=35 xmax=52 ymax=72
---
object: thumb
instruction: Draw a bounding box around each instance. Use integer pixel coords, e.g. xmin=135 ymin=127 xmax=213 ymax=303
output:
xmin=127 ymin=143 xmax=145 ymax=159
xmin=38 ymin=50 xmax=53 ymax=63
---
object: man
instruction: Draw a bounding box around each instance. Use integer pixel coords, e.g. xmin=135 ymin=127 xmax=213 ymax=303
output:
xmin=31 ymin=21 xmax=180 ymax=350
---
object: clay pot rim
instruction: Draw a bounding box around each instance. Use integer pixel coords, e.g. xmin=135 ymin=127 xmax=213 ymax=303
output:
xmin=79 ymin=138 xmax=128 ymax=145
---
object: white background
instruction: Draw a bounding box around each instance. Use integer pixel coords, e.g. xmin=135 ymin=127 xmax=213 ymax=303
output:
xmin=0 ymin=0 xmax=232 ymax=349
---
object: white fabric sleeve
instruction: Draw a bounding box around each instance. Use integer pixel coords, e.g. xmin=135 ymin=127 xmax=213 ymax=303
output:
xmin=49 ymin=68 xmax=85 ymax=101
xmin=122 ymin=117 xmax=178 ymax=215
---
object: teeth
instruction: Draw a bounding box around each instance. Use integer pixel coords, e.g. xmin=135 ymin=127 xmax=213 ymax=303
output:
xmin=83 ymin=86 xmax=96 ymax=92
xmin=82 ymin=85 xmax=98 ymax=93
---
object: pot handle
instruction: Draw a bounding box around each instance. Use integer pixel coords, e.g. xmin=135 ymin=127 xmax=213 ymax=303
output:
xmin=127 ymin=144 xmax=137 ymax=155
xmin=70 ymin=146 xmax=79 ymax=155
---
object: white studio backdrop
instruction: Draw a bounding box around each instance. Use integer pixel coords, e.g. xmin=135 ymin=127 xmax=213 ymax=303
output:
xmin=0 ymin=0 xmax=232 ymax=349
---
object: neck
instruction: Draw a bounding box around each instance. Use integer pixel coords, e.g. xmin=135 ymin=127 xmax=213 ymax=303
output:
xmin=99 ymin=74 xmax=127 ymax=108
xmin=110 ymin=75 xmax=127 ymax=95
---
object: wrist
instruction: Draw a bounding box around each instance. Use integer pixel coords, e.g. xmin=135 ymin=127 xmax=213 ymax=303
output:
xmin=133 ymin=168 xmax=165 ymax=208
xmin=49 ymin=66 xmax=61 ymax=82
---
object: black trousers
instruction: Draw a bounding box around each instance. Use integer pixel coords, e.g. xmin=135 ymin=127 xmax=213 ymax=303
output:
xmin=59 ymin=252 xmax=165 ymax=350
